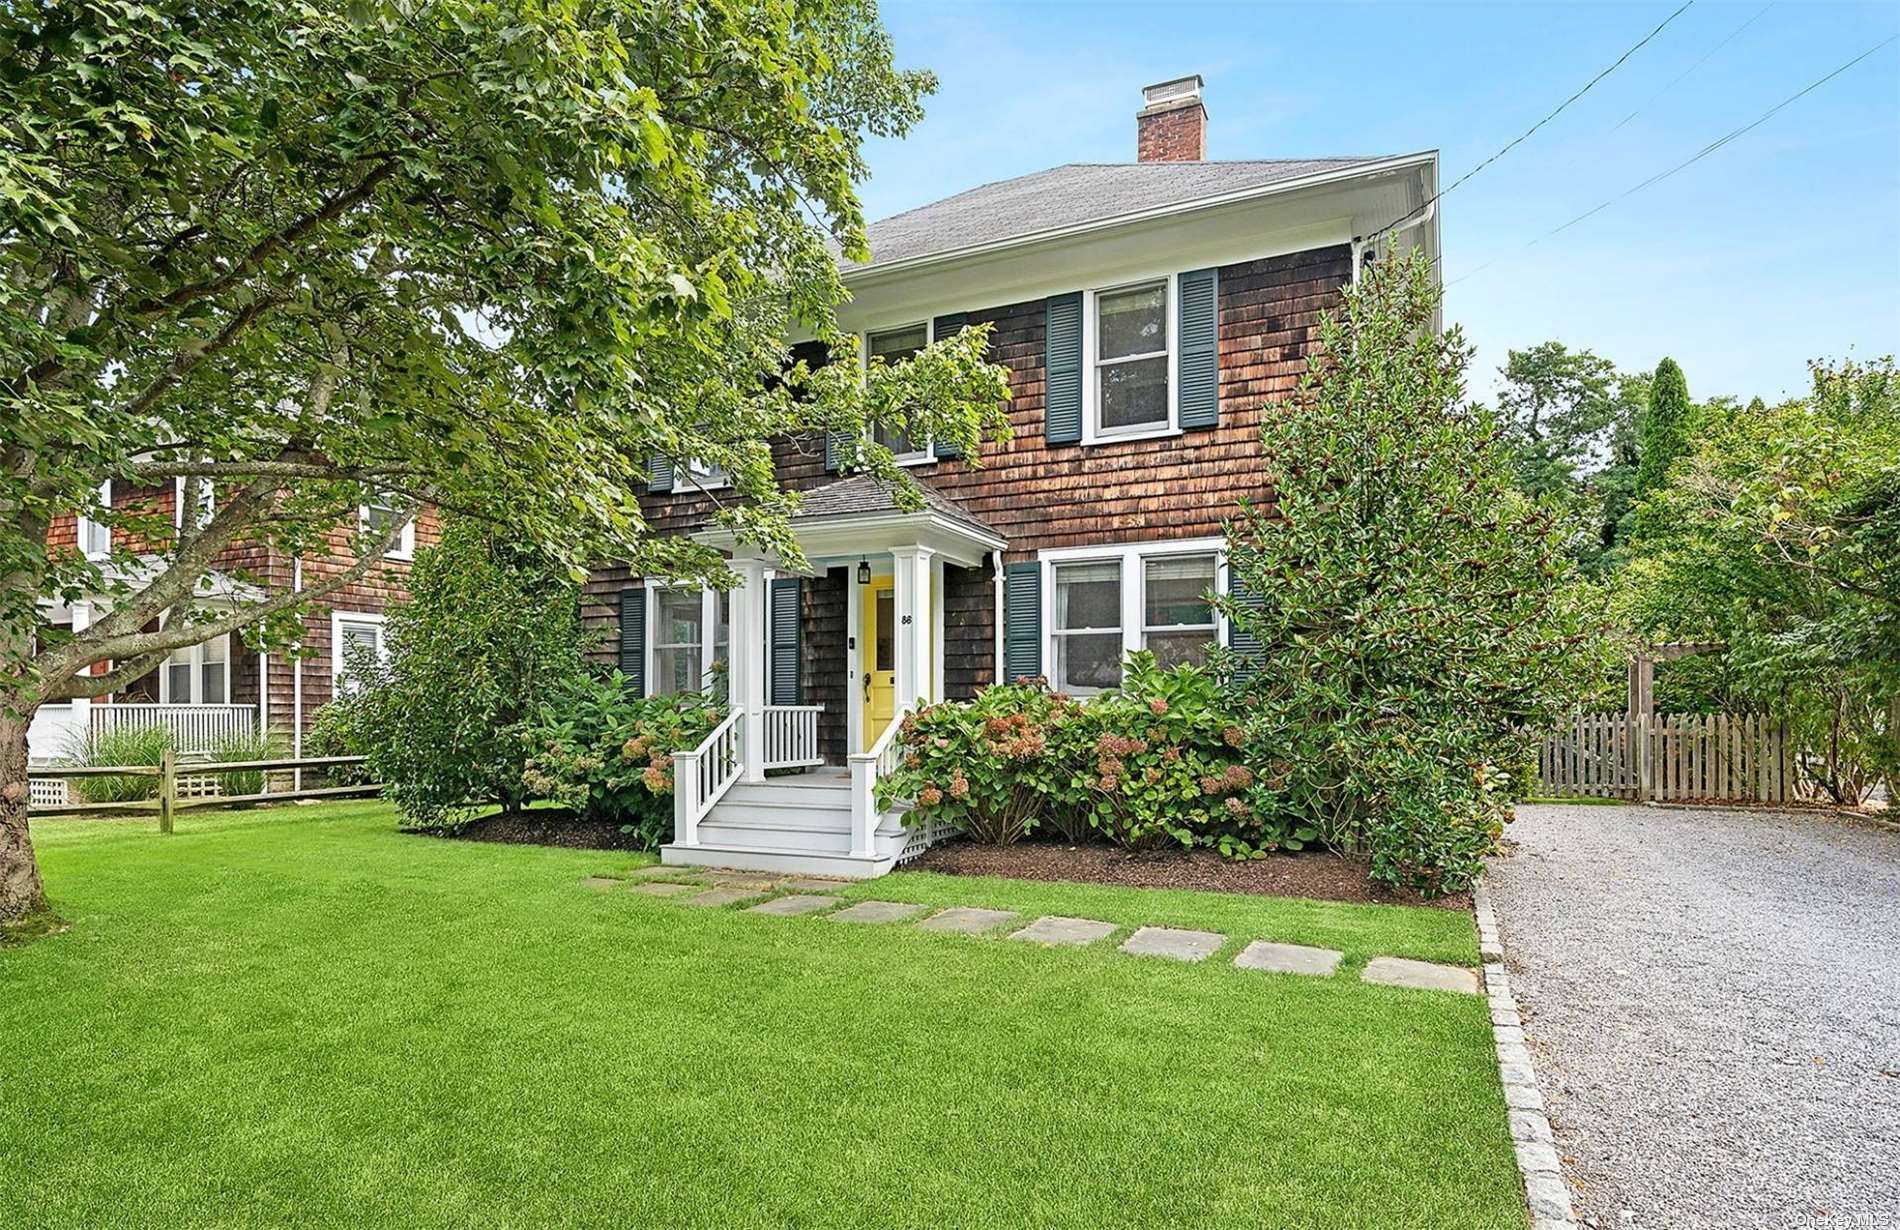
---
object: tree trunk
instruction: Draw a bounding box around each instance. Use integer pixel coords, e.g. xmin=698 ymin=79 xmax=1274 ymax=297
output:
xmin=0 ymin=713 xmax=50 ymax=924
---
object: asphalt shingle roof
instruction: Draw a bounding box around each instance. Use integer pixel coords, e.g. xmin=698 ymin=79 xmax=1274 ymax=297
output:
xmin=852 ymin=158 xmax=1391 ymax=271
xmin=792 ymin=474 xmax=997 ymax=537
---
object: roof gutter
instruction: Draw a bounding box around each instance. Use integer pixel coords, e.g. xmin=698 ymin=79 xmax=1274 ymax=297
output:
xmin=842 ymin=150 xmax=1439 ymax=285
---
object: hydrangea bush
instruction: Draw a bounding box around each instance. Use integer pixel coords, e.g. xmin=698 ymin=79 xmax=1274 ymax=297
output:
xmin=518 ymin=673 xmax=724 ymax=850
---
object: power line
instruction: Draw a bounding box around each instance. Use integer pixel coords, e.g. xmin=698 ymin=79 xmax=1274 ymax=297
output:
xmin=1452 ymin=34 xmax=1900 ymax=285
xmin=1368 ymin=0 xmax=1696 ymax=242
xmin=1612 ymin=2 xmax=1775 ymax=131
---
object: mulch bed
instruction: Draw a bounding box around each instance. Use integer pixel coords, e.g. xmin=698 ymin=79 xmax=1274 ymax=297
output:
xmin=908 ymin=838 xmax=1470 ymax=910
xmin=407 ymin=809 xmax=648 ymax=851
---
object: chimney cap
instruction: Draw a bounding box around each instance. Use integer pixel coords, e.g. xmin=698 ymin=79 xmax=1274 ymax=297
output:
xmin=1141 ymin=75 xmax=1204 ymax=110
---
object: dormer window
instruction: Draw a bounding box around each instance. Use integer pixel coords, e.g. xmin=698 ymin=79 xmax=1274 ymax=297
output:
xmin=865 ymin=324 xmax=930 ymax=462
xmin=1091 ymin=279 xmax=1171 ymax=436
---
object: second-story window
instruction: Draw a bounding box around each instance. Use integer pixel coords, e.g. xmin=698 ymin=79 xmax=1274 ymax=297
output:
xmin=78 ymin=480 xmax=112 ymax=559
xmin=1092 ymin=279 xmax=1170 ymax=436
xmin=174 ymin=477 xmax=215 ymax=531
xmin=360 ymin=494 xmax=416 ymax=560
xmin=866 ymin=324 xmax=929 ymax=461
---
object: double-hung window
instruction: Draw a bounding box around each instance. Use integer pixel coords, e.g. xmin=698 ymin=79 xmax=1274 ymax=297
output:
xmin=161 ymin=633 xmax=229 ymax=704
xmin=173 ymin=476 xmax=215 ymax=531
xmin=78 ymin=480 xmax=112 ymax=559
xmin=650 ymin=586 xmax=730 ymax=696
xmin=1051 ymin=561 xmax=1125 ymax=695
xmin=331 ymin=612 xmax=387 ymax=695
xmin=1045 ymin=542 xmax=1223 ymax=693
xmin=360 ymin=494 xmax=416 ymax=559
xmin=865 ymin=324 xmax=930 ymax=461
xmin=1092 ymin=279 xmax=1170 ymax=436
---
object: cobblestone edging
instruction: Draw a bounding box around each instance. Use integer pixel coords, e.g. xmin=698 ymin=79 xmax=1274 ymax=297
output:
xmin=1473 ymin=879 xmax=1578 ymax=1230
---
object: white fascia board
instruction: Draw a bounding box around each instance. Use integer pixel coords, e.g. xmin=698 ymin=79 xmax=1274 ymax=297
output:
xmin=692 ymin=511 xmax=1004 ymax=570
xmin=841 ymin=152 xmax=1438 ymax=285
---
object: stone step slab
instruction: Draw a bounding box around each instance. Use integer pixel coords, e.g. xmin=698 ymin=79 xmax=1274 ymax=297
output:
xmin=1120 ymin=926 xmax=1224 ymax=962
xmin=1361 ymin=956 xmax=1481 ymax=995
xmin=747 ymin=895 xmax=842 ymax=917
xmin=828 ymin=900 xmax=928 ymax=925
xmin=1009 ymin=916 xmax=1116 ymax=946
xmin=630 ymin=881 xmax=698 ymax=898
xmin=685 ymin=887 xmax=766 ymax=908
xmin=1233 ymin=941 xmax=1343 ymax=976
xmin=919 ymin=907 xmax=1020 ymax=935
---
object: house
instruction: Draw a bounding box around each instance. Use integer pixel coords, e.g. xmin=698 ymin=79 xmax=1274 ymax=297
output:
xmin=586 ymin=76 xmax=1441 ymax=879
xmin=27 ymin=479 xmax=433 ymax=781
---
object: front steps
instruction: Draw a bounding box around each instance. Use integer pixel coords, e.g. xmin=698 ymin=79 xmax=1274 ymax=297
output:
xmin=660 ymin=773 xmax=913 ymax=880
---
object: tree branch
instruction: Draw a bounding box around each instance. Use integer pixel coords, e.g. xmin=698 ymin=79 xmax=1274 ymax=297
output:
xmin=123 ymin=294 xmax=287 ymax=418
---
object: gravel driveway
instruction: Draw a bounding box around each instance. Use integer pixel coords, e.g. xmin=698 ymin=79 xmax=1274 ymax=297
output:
xmin=1487 ymin=803 xmax=1900 ymax=1229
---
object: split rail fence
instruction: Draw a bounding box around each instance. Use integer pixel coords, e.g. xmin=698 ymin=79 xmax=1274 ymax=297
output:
xmin=27 ymin=751 xmax=380 ymax=831
xmin=1536 ymin=712 xmax=1807 ymax=803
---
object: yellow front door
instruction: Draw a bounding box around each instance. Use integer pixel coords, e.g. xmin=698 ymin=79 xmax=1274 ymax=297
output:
xmin=861 ymin=576 xmax=896 ymax=750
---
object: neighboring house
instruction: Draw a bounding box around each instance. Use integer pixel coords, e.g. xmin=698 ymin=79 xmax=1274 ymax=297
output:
xmin=28 ymin=480 xmax=434 ymax=770
xmin=585 ymin=76 xmax=1441 ymax=877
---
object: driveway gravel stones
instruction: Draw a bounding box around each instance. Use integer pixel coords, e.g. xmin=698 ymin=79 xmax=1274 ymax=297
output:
xmin=1487 ymin=803 xmax=1900 ymax=1230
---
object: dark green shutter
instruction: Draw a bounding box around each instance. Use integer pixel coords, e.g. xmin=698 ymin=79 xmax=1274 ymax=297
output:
xmin=1003 ymin=561 xmax=1042 ymax=682
xmin=618 ymin=586 xmax=646 ymax=694
xmin=646 ymin=455 xmax=674 ymax=493
xmin=931 ymin=312 xmax=969 ymax=460
xmin=823 ymin=430 xmax=845 ymax=473
xmin=769 ymin=577 xmax=801 ymax=705
xmin=1044 ymin=293 xmax=1083 ymax=445
xmin=1178 ymin=267 xmax=1219 ymax=430
xmin=1225 ymin=572 xmax=1263 ymax=682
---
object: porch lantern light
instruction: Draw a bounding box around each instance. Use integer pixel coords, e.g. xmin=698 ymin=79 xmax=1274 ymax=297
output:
xmin=857 ymin=558 xmax=871 ymax=586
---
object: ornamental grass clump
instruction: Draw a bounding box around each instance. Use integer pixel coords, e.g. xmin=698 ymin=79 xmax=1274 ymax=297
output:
xmin=880 ymin=679 xmax=1075 ymax=844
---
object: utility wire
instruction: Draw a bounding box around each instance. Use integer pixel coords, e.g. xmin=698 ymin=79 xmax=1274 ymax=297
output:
xmin=1368 ymin=0 xmax=1695 ymax=242
xmin=1452 ymin=34 xmax=1900 ymax=285
xmin=1612 ymin=2 xmax=1775 ymax=131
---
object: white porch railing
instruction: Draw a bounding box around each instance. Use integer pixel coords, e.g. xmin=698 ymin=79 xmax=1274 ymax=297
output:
xmin=91 ymin=704 xmax=256 ymax=754
xmin=846 ymin=709 xmax=909 ymax=859
xmin=672 ymin=706 xmax=745 ymax=847
xmin=761 ymin=705 xmax=824 ymax=770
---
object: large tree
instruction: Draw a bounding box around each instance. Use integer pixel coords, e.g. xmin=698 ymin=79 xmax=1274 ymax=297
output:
xmin=1634 ymin=356 xmax=1693 ymax=502
xmin=1494 ymin=341 xmax=1646 ymax=574
xmin=0 ymin=0 xmax=1010 ymax=924
xmin=1619 ymin=357 xmax=1899 ymax=803
xmin=1223 ymin=253 xmax=1610 ymax=895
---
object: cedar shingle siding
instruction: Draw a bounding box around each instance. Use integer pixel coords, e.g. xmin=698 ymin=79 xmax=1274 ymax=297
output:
xmin=582 ymin=243 xmax=1351 ymax=746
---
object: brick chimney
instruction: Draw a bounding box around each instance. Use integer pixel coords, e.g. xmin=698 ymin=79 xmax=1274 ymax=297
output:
xmin=1137 ymin=75 xmax=1206 ymax=162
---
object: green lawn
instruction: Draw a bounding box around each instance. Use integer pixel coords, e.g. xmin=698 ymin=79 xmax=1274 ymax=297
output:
xmin=2 ymin=802 xmax=1524 ymax=1229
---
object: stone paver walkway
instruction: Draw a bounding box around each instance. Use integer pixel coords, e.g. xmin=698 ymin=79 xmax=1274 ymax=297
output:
xmin=828 ymin=900 xmax=927 ymax=925
xmin=1120 ymin=926 xmax=1223 ymax=962
xmin=593 ymin=867 xmax=1481 ymax=994
xmin=747 ymin=894 xmax=840 ymax=916
xmin=919 ymin=906 xmax=1019 ymax=934
xmin=1234 ymin=940 xmax=1343 ymax=976
xmin=1009 ymin=915 xmax=1117 ymax=946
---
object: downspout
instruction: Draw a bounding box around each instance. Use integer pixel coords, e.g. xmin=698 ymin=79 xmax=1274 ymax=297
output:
xmin=291 ymin=556 xmax=303 ymax=790
xmin=990 ymin=550 xmax=1005 ymax=688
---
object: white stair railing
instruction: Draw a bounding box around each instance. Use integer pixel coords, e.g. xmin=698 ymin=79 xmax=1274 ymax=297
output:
xmin=846 ymin=709 xmax=908 ymax=859
xmin=761 ymin=705 xmax=824 ymax=769
xmin=672 ymin=706 xmax=744 ymax=847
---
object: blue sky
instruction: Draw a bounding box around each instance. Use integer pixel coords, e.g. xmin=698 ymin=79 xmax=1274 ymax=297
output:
xmin=857 ymin=1 xmax=1900 ymax=403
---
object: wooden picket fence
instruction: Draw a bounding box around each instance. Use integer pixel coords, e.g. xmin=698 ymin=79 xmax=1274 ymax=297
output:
xmin=1537 ymin=712 xmax=1807 ymax=803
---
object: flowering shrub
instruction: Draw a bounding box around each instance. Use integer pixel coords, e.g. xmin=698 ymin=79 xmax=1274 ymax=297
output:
xmin=878 ymin=679 xmax=1076 ymax=843
xmin=517 ymin=672 xmax=724 ymax=850
xmin=1056 ymin=653 xmax=1253 ymax=851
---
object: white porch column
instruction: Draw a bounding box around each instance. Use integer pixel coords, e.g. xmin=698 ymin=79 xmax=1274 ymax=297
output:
xmin=730 ymin=555 xmax=770 ymax=782
xmin=890 ymin=546 xmax=934 ymax=712
xmin=69 ymin=601 xmax=93 ymax=737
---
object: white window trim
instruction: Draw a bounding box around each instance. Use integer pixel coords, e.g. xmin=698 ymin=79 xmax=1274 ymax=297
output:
xmin=680 ymin=458 xmax=729 ymax=492
xmin=173 ymin=476 xmax=215 ymax=530
xmin=77 ymin=480 xmax=112 ymax=560
xmin=645 ymin=584 xmax=728 ymax=697
xmin=329 ymin=610 xmax=388 ymax=689
xmin=1082 ymin=271 xmax=1182 ymax=446
xmin=156 ymin=632 xmax=232 ymax=705
xmin=358 ymin=499 xmax=416 ymax=560
xmin=861 ymin=320 xmax=936 ymax=466
xmin=1040 ymin=537 xmax=1227 ymax=693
